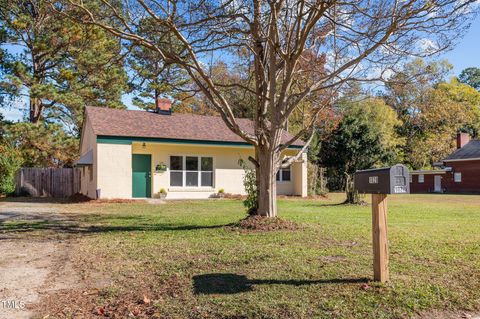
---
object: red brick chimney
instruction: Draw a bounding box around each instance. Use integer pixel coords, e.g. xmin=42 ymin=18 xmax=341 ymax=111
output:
xmin=456 ymin=132 xmax=470 ymax=149
xmin=155 ymin=98 xmax=172 ymax=115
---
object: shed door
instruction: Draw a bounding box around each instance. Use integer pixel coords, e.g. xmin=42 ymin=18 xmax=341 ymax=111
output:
xmin=132 ymin=154 xmax=151 ymax=198
xmin=434 ymin=175 xmax=442 ymax=193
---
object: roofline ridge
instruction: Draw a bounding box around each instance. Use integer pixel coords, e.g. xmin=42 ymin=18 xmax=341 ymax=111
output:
xmin=85 ymin=105 xmax=255 ymax=121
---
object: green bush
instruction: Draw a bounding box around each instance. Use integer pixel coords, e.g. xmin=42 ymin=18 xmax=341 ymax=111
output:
xmin=0 ymin=141 xmax=22 ymax=195
xmin=238 ymin=159 xmax=257 ymax=215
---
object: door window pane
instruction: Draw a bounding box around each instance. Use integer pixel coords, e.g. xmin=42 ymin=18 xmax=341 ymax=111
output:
xmin=201 ymin=157 xmax=213 ymax=171
xmin=186 ymin=157 xmax=198 ymax=170
xmin=201 ymin=172 xmax=213 ymax=186
xmin=170 ymin=172 xmax=183 ymax=186
xmin=186 ymin=172 xmax=198 ymax=186
xmin=170 ymin=156 xmax=183 ymax=170
xmin=282 ymin=168 xmax=291 ymax=181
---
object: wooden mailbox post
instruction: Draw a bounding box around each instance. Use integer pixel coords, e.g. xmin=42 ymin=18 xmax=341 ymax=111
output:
xmin=354 ymin=165 xmax=410 ymax=283
xmin=371 ymin=193 xmax=389 ymax=282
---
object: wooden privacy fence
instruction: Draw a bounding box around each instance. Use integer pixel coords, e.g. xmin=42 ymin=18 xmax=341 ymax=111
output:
xmin=15 ymin=167 xmax=81 ymax=198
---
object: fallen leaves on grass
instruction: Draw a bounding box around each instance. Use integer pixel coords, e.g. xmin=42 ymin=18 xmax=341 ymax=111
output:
xmin=360 ymin=283 xmax=371 ymax=290
xmin=226 ymin=216 xmax=302 ymax=233
xmin=67 ymin=193 xmax=146 ymax=204
xmin=67 ymin=193 xmax=92 ymax=203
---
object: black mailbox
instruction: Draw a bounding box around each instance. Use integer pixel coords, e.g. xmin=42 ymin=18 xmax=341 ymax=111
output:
xmin=354 ymin=164 xmax=410 ymax=194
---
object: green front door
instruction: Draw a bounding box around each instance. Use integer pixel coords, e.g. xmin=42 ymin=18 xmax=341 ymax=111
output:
xmin=132 ymin=154 xmax=151 ymax=198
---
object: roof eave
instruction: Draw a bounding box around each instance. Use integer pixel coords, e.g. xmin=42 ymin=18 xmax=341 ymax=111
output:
xmin=443 ymin=157 xmax=480 ymax=162
xmin=96 ymin=135 xmax=304 ymax=149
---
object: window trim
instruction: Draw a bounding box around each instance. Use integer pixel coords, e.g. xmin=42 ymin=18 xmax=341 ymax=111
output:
xmin=276 ymin=166 xmax=292 ymax=183
xmin=169 ymin=155 xmax=214 ymax=188
xmin=454 ymin=172 xmax=462 ymax=183
xmin=418 ymin=174 xmax=424 ymax=183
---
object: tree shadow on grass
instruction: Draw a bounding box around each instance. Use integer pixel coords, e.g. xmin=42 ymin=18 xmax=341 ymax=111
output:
xmin=0 ymin=196 xmax=83 ymax=204
xmin=0 ymin=212 xmax=230 ymax=238
xmin=0 ymin=219 xmax=229 ymax=236
xmin=192 ymin=273 xmax=369 ymax=295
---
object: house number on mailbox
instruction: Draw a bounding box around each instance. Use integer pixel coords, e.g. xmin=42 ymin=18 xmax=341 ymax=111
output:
xmin=369 ymin=176 xmax=378 ymax=184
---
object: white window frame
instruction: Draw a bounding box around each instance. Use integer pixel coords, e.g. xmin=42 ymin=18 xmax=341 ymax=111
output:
xmin=454 ymin=172 xmax=462 ymax=183
xmin=276 ymin=166 xmax=292 ymax=182
xmin=169 ymin=155 xmax=214 ymax=188
xmin=418 ymin=174 xmax=424 ymax=183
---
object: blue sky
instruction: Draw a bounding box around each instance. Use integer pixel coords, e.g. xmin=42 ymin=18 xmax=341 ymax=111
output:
xmin=437 ymin=15 xmax=480 ymax=75
xmin=2 ymin=15 xmax=480 ymax=122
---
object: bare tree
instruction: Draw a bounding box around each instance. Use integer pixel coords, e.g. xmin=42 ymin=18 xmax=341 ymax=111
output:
xmin=52 ymin=0 xmax=477 ymax=217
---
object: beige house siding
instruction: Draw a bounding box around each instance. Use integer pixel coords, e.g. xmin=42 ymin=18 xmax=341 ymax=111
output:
xmin=79 ymin=116 xmax=97 ymax=198
xmin=79 ymin=117 xmax=307 ymax=199
xmin=96 ymin=143 xmax=132 ymax=199
xmin=128 ymin=142 xmax=306 ymax=199
xmin=132 ymin=142 xmax=253 ymax=199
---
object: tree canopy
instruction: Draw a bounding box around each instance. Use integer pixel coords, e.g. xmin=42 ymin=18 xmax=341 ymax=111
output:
xmin=52 ymin=0 xmax=478 ymax=216
xmin=384 ymin=60 xmax=480 ymax=169
xmin=0 ymin=0 xmax=128 ymax=132
xmin=320 ymin=94 xmax=402 ymax=197
xmin=459 ymin=67 xmax=480 ymax=90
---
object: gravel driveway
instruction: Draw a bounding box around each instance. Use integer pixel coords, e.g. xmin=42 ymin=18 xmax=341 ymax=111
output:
xmin=0 ymin=200 xmax=80 ymax=319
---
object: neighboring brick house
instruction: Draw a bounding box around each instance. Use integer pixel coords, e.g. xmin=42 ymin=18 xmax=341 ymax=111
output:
xmin=410 ymin=133 xmax=480 ymax=194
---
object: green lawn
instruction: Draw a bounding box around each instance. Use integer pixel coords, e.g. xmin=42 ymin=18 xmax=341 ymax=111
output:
xmin=7 ymin=194 xmax=480 ymax=318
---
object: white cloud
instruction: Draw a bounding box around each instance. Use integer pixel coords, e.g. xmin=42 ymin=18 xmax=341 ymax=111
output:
xmin=416 ymin=38 xmax=439 ymax=55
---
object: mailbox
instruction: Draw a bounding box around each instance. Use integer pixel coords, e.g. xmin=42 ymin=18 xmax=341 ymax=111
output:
xmin=354 ymin=164 xmax=410 ymax=194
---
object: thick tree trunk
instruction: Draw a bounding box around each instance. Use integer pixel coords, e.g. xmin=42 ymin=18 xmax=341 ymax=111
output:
xmin=30 ymin=56 xmax=43 ymax=124
xmin=344 ymin=173 xmax=361 ymax=204
xmin=29 ymin=98 xmax=42 ymax=123
xmin=256 ymin=147 xmax=278 ymax=217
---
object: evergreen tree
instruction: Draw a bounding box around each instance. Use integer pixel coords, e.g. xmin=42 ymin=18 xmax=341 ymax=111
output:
xmin=0 ymin=140 xmax=21 ymax=194
xmin=320 ymin=114 xmax=390 ymax=203
xmin=0 ymin=0 xmax=128 ymax=132
xmin=459 ymin=67 xmax=480 ymax=91
xmin=0 ymin=114 xmax=21 ymax=194
xmin=129 ymin=18 xmax=189 ymax=111
xmin=3 ymin=121 xmax=79 ymax=167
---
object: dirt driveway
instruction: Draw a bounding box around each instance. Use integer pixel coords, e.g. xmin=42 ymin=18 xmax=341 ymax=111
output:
xmin=0 ymin=200 xmax=80 ymax=319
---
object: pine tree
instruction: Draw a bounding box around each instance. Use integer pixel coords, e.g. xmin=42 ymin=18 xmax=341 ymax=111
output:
xmin=128 ymin=18 xmax=189 ymax=111
xmin=0 ymin=0 xmax=128 ymax=132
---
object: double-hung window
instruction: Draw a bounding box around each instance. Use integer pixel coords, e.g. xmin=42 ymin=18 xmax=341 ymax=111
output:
xmin=170 ymin=156 xmax=213 ymax=187
xmin=418 ymin=174 xmax=424 ymax=183
xmin=454 ymin=172 xmax=462 ymax=183
xmin=276 ymin=166 xmax=291 ymax=182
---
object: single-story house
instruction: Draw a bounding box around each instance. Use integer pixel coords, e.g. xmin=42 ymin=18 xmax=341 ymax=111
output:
xmin=76 ymin=101 xmax=307 ymax=199
xmin=410 ymin=133 xmax=480 ymax=193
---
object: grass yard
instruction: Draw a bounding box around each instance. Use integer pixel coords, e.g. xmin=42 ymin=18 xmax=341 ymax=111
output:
xmin=3 ymin=193 xmax=480 ymax=318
